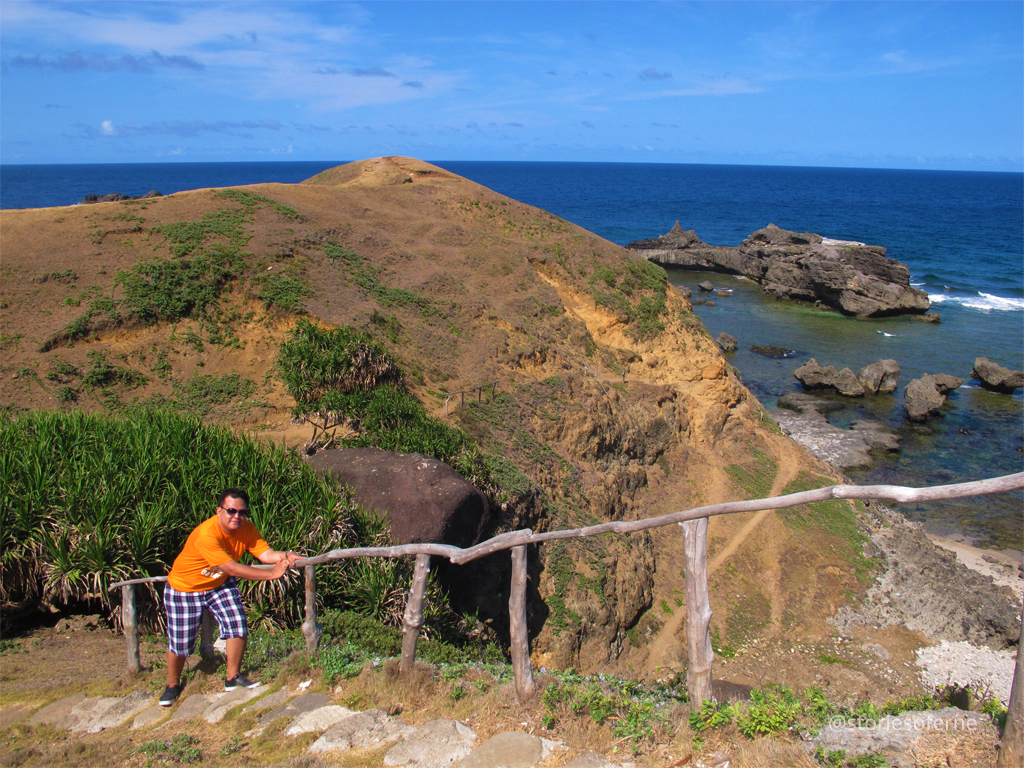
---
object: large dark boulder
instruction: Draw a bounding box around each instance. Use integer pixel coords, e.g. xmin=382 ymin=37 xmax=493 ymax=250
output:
xmin=627 ymin=222 xmax=931 ymax=317
xmin=308 ymin=448 xmax=491 ymax=548
xmin=971 ymin=357 xmax=1024 ymax=393
xmin=904 ymin=374 xmax=963 ymax=422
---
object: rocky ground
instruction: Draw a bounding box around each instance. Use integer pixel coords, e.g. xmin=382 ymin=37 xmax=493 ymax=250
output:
xmin=1 ymin=515 xmax=1019 ymax=768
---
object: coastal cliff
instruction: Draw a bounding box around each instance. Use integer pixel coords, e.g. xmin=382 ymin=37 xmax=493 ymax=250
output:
xmin=628 ymin=221 xmax=932 ymax=317
xmin=0 ymin=157 xmax=1014 ymax=690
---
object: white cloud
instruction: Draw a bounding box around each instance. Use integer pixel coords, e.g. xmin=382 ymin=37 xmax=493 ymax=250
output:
xmin=100 ymin=119 xmax=115 ymax=135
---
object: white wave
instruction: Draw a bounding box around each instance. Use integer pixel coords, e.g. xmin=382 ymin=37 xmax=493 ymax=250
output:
xmin=910 ymin=281 xmax=925 ymax=287
xmin=876 ymin=331 xmax=897 ymax=337
xmin=928 ymin=292 xmax=1024 ymax=312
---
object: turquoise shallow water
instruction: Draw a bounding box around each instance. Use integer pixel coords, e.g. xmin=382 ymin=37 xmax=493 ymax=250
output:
xmin=671 ymin=270 xmax=1024 ymax=550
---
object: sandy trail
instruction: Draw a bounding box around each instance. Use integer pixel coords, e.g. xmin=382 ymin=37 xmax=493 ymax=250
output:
xmin=645 ymin=449 xmax=802 ymax=673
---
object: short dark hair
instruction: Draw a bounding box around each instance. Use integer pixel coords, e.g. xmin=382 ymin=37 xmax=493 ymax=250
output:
xmin=218 ymin=488 xmax=250 ymax=507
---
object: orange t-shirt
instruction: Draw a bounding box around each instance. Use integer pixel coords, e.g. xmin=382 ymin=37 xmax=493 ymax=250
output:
xmin=167 ymin=515 xmax=270 ymax=592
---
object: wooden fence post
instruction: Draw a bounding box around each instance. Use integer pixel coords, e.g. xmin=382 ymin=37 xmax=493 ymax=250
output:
xmin=121 ymin=584 xmax=141 ymax=673
xmin=509 ymin=544 xmax=535 ymax=701
xmin=681 ymin=517 xmax=713 ymax=711
xmin=400 ymin=554 xmax=431 ymax=674
xmin=302 ymin=565 xmax=322 ymax=655
xmin=997 ymin=599 xmax=1024 ymax=766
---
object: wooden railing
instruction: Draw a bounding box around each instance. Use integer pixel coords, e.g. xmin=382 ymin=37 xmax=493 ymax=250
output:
xmin=443 ymin=382 xmax=497 ymax=416
xmin=109 ymin=471 xmax=1024 ymax=754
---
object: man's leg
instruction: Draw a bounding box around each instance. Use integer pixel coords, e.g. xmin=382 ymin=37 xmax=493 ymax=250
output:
xmin=206 ymin=578 xmax=250 ymax=683
xmin=224 ymin=636 xmax=246 ymax=680
xmin=167 ymin=651 xmax=187 ymax=686
xmin=164 ymin=583 xmax=203 ymax=687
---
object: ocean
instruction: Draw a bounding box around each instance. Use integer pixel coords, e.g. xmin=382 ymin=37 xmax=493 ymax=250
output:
xmin=2 ymin=161 xmax=1022 ymax=548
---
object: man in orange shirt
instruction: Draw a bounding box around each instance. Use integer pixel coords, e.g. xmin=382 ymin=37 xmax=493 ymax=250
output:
xmin=160 ymin=488 xmax=301 ymax=707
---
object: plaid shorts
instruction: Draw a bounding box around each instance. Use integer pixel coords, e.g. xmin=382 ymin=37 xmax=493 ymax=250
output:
xmin=163 ymin=578 xmax=248 ymax=657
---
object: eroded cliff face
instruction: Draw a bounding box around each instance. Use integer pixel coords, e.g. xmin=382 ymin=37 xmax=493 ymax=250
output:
xmin=0 ymin=157 xmax=866 ymax=675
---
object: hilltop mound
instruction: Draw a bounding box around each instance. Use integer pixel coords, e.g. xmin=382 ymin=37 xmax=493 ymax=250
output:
xmin=302 ymin=156 xmax=461 ymax=188
xmin=1 ymin=158 xmax=1010 ymax=693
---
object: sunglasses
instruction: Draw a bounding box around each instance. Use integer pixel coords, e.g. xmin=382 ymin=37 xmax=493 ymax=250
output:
xmin=221 ymin=507 xmax=248 ymax=518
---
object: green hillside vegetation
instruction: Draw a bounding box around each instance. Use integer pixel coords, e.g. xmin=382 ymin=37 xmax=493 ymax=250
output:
xmin=1 ymin=315 xmax=543 ymax=640
xmin=0 ymin=409 xmax=358 ymax=626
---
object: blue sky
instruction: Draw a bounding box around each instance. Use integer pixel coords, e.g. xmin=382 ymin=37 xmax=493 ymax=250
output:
xmin=1 ymin=1 xmax=1021 ymax=170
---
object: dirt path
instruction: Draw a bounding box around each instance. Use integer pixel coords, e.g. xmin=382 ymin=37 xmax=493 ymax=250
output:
xmin=645 ymin=447 xmax=802 ymax=673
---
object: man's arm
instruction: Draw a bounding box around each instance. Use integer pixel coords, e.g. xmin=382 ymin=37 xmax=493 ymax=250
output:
xmin=215 ymin=558 xmax=289 ymax=581
xmin=256 ymin=548 xmax=302 ymax=567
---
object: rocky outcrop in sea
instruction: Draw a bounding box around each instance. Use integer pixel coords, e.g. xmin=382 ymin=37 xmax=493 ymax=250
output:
xmin=627 ymin=222 xmax=932 ymax=318
xmin=971 ymin=357 xmax=1024 ymax=394
xmin=904 ymin=373 xmax=963 ymax=422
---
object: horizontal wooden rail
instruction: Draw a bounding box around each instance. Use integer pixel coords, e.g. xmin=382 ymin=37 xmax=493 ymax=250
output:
xmin=293 ymin=472 xmax=1024 ymax=568
xmin=109 ymin=564 xmax=275 ymax=590
xmin=108 ymin=471 xmax=1024 ymax=720
xmin=444 ymin=382 xmax=498 ymax=416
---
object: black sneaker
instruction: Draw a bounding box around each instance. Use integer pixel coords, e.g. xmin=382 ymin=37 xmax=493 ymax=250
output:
xmin=224 ymin=674 xmax=261 ymax=691
xmin=159 ymin=684 xmax=184 ymax=707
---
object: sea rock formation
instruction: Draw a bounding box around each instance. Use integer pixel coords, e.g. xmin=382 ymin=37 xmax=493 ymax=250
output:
xmin=904 ymin=374 xmax=963 ymax=422
xmin=627 ymin=222 xmax=932 ymax=317
xmin=858 ymin=359 xmax=901 ymax=394
xmin=971 ymin=357 xmax=1024 ymax=393
xmin=774 ymin=393 xmax=899 ymax=469
xmin=79 ymin=190 xmax=162 ymax=204
xmin=751 ymin=345 xmax=795 ymax=359
xmin=793 ymin=359 xmax=866 ymax=397
xmin=309 ymin=447 xmax=491 ymax=548
xmin=716 ymin=332 xmax=737 ymax=352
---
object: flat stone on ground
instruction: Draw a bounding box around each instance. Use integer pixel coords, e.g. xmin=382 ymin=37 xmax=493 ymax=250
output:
xmin=385 ymin=719 xmax=477 ymax=767
xmin=133 ymin=705 xmax=169 ymax=729
xmin=257 ymin=693 xmax=331 ymax=728
xmin=81 ymin=690 xmax=153 ymax=733
xmin=26 ymin=694 xmax=87 ymax=726
xmin=456 ymin=731 xmax=544 ymax=768
xmin=285 ymin=704 xmax=357 ymax=736
xmin=166 ymin=694 xmax=218 ymax=725
xmin=60 ymin=697 xmax=114 ymax=731
xmin=242 ymin=688 xmax=292 ymax=715
xmin=308 ymin=709 xmax=415 ymax=754
xmin=0 ymin=704 xmax=35 ymax=731
xmin=203 ymin=687 xmax=263 ymax=723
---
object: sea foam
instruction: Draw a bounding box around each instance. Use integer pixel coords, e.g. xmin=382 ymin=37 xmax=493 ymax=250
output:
xmin=928 ymin=292 xmax=1024 ymax=312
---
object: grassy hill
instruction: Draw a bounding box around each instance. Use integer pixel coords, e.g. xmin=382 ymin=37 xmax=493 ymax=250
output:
xmin=1 ymin=157 xmax=881 ymax=688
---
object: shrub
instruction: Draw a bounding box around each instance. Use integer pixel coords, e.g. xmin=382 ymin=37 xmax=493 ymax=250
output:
xmin=166 ymin=373 xmax=259 ymax=418
xmin=736 ymin=685 xmax=801 ymax=737
xmin=278 ymin=318 xmax=403 ymax=408
xmin=0 ymin=409 xmax=373 ymax=628
xmin=117 ymin=256 xmax=235 ymax=324
xmin=255 ymin=272 xmax=311 ymax=312
xmin=81 ymin=350 xmax=148 ymax=390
